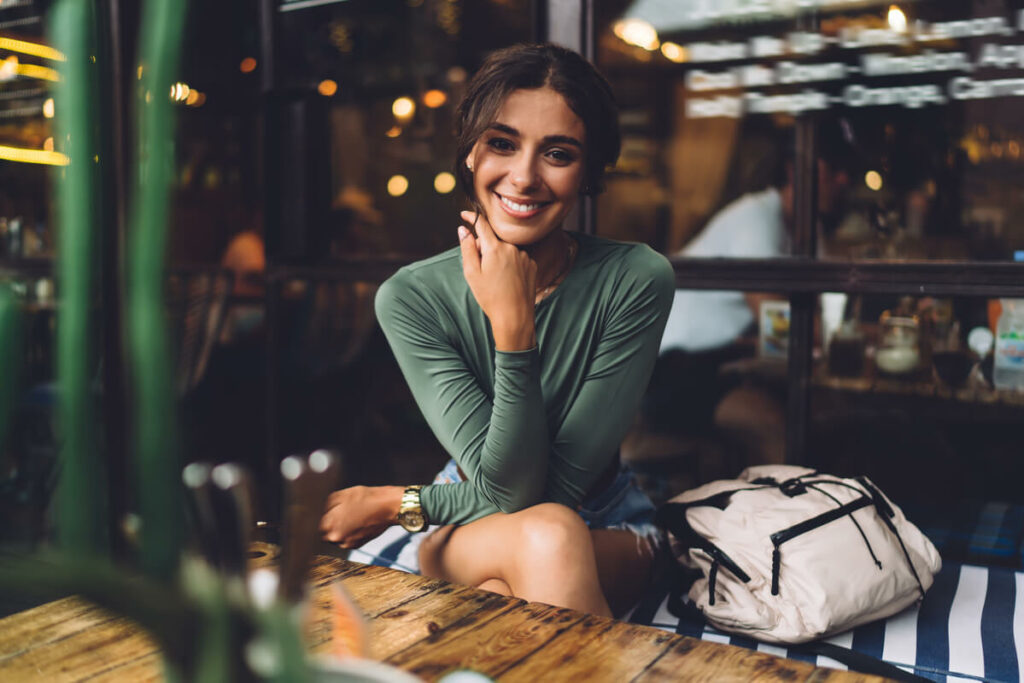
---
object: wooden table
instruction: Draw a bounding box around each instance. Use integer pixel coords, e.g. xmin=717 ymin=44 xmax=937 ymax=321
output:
xmin=0 ymin=544 xmax=885 ymax=682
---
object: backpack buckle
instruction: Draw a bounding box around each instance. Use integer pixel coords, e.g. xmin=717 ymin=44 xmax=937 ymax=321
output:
xmin=779 ymin=478 xmax=807 ymax=497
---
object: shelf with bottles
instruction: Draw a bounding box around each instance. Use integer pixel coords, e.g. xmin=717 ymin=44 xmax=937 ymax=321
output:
xmin=813 ymin=364 xmax=1024 ymax=406
xmin=0 ymin=255 xmax=53 ymax=279
xmin=815 ymin=294 xmax=1024 ymax=413
xmin=0 ymin=214 xmax=54 ymax=263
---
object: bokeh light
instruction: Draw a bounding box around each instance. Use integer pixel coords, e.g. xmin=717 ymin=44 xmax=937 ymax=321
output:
xmin=887 ymin=5 xmax=907 ymax=32
xmin=660 ymin=42 xmax=687 ymax=63
xmin=392 ymin=96 xmax=415 ymax=121
xmin=865 ymin=171 xmax=883 ymax=191
xmin=613 ymin=18 xmax=659 ymax=51
xmin=170 ymin=82 xmax=190 ymax=102
xmin=387 ymin=175 xmax=409 ymax=197
xmin=423 ymin=89 xmax=448 ymax=109
xmin=434 ymin=172 xmax=456 ymax=194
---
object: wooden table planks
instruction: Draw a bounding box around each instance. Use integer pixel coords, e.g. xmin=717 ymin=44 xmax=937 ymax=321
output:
xmin=0 ymin=598 xmax=160 ymax=681
xmin=0 ymin=547 xmax=889 ymax=682
xmin=503 ymin=616 xmax=676 ymax=681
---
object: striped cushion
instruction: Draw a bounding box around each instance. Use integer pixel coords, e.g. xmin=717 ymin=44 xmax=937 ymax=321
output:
xmin=624 ymin=563 xmax=1022 ymax=683
xmin=347 ymin=524 xmax=430 ymax=574
xmin=349 ymin=527 xmax=1023 ymax=682
xmin=906 ymin=500 xmax=1024 ymax=571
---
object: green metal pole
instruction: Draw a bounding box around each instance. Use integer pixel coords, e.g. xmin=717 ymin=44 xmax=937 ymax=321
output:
xmin=129 ymin=0 xmax=188 ymax=581
xmin=50 ymin=0 xmax=107 ymax=555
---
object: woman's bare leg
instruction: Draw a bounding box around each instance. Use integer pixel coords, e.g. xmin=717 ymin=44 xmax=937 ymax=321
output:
xmin=590 ymin=529 xmax=656 ymax=617
xmin=418 ymin=503 xmax=653 ymax=617
xmin=477 ymin=578 xmax=513 ymax=595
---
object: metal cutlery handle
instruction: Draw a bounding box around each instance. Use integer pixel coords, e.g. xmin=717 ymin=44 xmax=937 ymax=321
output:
xmin=278 ymin=454 xmax=316 ymax=602
xmin=182 ymin=462 xmax=220 ymax=569
xmin=210 ymin=463 xmax=255 ymax=579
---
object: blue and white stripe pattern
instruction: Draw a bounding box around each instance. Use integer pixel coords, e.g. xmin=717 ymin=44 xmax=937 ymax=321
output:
xmin=907 ymin=500 xmax=1024 ymax=571
xmin=347 ymin=524 xmax=430 ymax=575
xmin=625 ymin=562 xmax=1024 ymax=683
xmin=349 ymin=526 xmax=1024 ymax=683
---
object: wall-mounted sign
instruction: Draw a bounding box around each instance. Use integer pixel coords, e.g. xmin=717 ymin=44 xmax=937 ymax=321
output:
xmin=279 ymin=0 xmax=350 ymax=13
xmin=671 ymin=8 xmax=1024 ymax=118
xmin=626 ymin=0 xmax=891 ymax=33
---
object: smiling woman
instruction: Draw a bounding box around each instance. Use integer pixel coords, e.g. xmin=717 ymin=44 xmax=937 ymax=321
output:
xmin=454 ymin=43 xmax=621 ymax=204
xmin=319 ymin=44 xmax=674 ymax=618
xmin=467 ymin=88 xmax=585 ymax=251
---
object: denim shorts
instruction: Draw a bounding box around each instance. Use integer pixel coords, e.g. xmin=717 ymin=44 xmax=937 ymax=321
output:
xmin=432 ymin=459 xmax=663 ymax=550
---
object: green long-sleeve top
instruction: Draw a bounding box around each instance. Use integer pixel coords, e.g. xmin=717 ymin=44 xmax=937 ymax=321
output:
xmin=375 ymin=232 xmax=674 ymax=526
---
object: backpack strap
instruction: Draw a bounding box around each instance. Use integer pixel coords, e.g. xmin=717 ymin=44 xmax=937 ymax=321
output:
xmin=795 ymin=641 xmax=931 ymax=683
xmin=656 ymin=502 xmax=752 ymax=583
xmin=857 ymin=477 xmax=927 ymax=599
xmin=663 ymin=562 xmax=702 ymax=621
xmin=666 ymin=595 xmax=930 ymax=682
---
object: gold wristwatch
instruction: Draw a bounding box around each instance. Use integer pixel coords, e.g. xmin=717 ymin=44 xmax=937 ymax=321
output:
xmin=396 ymin=485 xmax=429 ymax=532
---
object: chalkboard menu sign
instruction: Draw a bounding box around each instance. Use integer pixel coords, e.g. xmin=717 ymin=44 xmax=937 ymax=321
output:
xmin=278 ymin=0 xmax=349 ymax=12
xmin=622 ymin=0 xmax=1024 ymax=119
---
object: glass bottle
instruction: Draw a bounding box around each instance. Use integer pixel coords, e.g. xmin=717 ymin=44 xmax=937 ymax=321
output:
xmin=993 ymin=299 xmax=1024 ymax=391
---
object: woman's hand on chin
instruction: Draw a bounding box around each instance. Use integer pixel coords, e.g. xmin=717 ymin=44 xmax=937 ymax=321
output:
xmin=319 ymin=485 xmax=404 ymax=549
xmin=459 ymin=210 xmax=537 ymax=351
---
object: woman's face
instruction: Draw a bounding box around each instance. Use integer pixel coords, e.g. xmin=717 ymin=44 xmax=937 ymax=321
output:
xmin=467 ymin=87 xmax=586 ymax=247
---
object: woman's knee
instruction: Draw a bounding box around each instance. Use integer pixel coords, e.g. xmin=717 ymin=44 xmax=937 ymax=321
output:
xmin=515 ymin=503 xmax=590 ymax=561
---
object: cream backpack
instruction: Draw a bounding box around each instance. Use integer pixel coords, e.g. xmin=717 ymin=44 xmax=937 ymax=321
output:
xmin=656 ymin=465 xmax=942 ymax=645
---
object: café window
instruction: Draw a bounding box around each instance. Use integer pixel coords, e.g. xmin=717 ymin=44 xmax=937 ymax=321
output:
xmin=626 ymin=289 xmax=790 ymax=501
xmin=246 ymin=0 xmax=542 ymax=488
xmin=594 ymin=0 xmax=1024 ymax=262
xmin=811 ymin=292 xmax=1024 ymax=527
xmin=273 ymin=0 xmax=539 ymax=261
xmin=0 ymin=1 xmax=58 ymax=263
xmin=0 ymin=1 xmax=77 ymax=555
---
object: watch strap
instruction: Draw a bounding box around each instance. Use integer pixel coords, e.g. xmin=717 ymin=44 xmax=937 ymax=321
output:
xmin=397 ymin=485 xmax=429 ymax=531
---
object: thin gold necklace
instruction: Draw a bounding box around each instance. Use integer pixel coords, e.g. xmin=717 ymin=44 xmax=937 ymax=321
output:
xmin=535 ymin=234 xmax=577 ymax=304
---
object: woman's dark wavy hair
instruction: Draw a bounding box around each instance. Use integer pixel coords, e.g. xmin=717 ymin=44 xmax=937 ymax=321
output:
xmin=454 ymin=43 xmax=621 ymax=203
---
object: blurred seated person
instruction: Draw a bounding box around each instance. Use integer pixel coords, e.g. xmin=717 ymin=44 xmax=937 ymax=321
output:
xmin=182 ymin=230 xmax=267 ymax=468
xmin=327 ymin=186 xmax=387 ymax=257
xmin=222 ymin=230 xmax=265 ymax=294
xmin=645 ymin=133 xmax=850 ymax=467
xmin=220 ymin=230 xmax=266 ymax=344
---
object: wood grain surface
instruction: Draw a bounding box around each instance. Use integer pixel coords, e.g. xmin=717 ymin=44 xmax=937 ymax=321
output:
xmin=0 ymin=548 xmax=890 ymax=682
xmin=385 ymin=601 xmax=585 ymax=679
xmin=503 ymin=615 xmax=676 ymax=682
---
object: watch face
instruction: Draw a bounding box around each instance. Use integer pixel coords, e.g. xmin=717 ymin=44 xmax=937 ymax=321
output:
xmin=399 ymin=510 xmax=426 ymax=532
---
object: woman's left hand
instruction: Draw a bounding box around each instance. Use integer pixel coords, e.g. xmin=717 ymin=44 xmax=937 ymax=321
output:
xmin=319 ymin=485 xmax=404 ymax=548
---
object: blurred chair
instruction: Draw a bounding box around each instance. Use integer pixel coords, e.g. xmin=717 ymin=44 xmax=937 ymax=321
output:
xmin=283 ymin=278 xmax=377 ymax=378
xmin=276 ymin=279 xmax=379 ymax=455
xmin=166 ymin=268 xmax=233 ymax=395
xmin=0 ymin=270 xmax=232 ymax=548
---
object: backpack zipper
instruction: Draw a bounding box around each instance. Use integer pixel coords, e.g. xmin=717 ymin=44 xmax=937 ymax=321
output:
xmin=768 ymin=495 xmax=874 ymax=596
